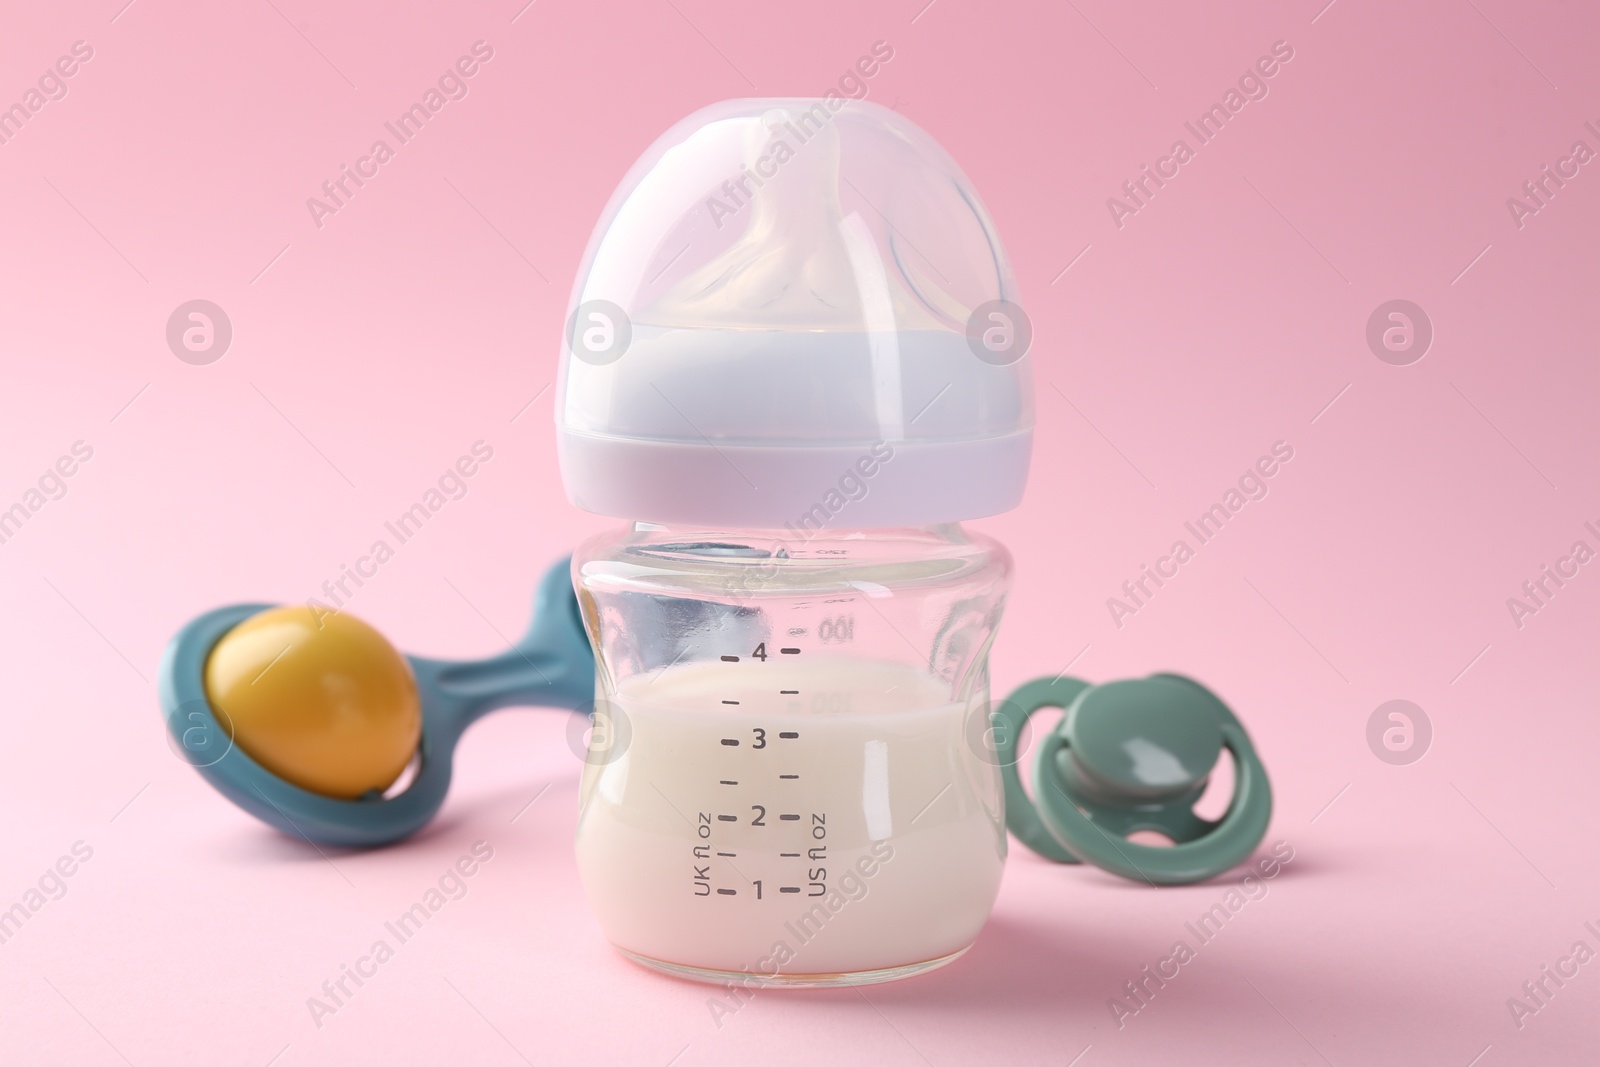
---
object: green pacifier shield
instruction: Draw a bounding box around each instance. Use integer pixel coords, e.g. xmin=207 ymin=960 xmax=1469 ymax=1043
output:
xmin=998 ymin=673 xmax=1273 ymax=885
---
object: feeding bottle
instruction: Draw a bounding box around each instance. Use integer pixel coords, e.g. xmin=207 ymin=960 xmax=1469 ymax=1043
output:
xmin=556 ymin=98 xmax=1034 ymax=986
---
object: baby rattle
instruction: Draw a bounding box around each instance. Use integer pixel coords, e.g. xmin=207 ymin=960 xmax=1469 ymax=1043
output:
xmin=157 ymin=558 xmax=593 ymax=847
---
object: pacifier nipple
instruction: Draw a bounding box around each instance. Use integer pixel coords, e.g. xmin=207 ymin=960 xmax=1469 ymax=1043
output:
xmin=1058 ymin=680 xmax=1224 ymax=805
xmin=204 ymin=607 xmax=421 ymax=799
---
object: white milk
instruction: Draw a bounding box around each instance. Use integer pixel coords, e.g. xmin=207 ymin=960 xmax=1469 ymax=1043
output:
xmin=575 ymin=657 xmax=1006 ymax=979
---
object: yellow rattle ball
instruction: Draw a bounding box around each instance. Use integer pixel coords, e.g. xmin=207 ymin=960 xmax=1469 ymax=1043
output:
xmin=203 ymin=606 xmax=422 ymax=800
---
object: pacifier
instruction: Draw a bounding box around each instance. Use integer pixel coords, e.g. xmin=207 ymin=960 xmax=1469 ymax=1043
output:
xmin=157 ymin=558 xmax=594 ymax=846
xmin=994 ymin=674 xmax=1272 ymax=885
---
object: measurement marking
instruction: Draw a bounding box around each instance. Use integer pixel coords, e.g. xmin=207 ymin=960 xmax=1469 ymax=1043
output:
xmin=721 ymin=700 xmax=740 ymax=705
xmin=780 ymin=689 xmax=799 ymax=694
xmin=717 ymin=814 xmax=737 ymax=822
xmin=779 ymin=814 xmax=800 ymax=821
xmin=717 ymin=888 xmax=736 ymax=896
xmin=716 ymin=851 xmax=737 ymax=857
xmin=779 ymin=886 xmax=801 ymax=893
xmin=779 ymin=648 xmax=800 ymax=655
xmin=720 ymin=780 xmax=738 ymax=785
xmin=778 ymin=731 xmax=799 ymax=739
xmin=721 ymin=655 xmax=740 ymax=662
xmin=721 ymin=738 xmax=740 ymax=746
xmin=780 ymin=852 xmax=801 ymax=858
xmin=779 ymin=774 xmax=799 ymax=780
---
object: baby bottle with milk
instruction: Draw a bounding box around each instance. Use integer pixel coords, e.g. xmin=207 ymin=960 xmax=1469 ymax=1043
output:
xmin=556 ymin=99 xmax=1034 ymax=986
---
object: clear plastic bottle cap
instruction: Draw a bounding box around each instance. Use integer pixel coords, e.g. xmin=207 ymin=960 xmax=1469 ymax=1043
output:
xmin=555 ymin=98 xmax=1034 ymax=528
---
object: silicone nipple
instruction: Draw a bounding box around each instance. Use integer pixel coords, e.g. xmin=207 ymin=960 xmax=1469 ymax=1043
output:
xmin=204 ymin=607 xmax=421 ymax=799
xmin=637 ymin=107 xmax=946 ymax=331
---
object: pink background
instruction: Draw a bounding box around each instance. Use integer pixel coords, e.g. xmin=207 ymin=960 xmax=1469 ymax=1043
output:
xmin=2 ymin=0 xmax=1598 ymax=1063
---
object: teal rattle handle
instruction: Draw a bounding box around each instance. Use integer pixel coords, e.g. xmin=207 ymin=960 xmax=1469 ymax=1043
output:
xmin=408 ymin=560 xmax=595 ymax=733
